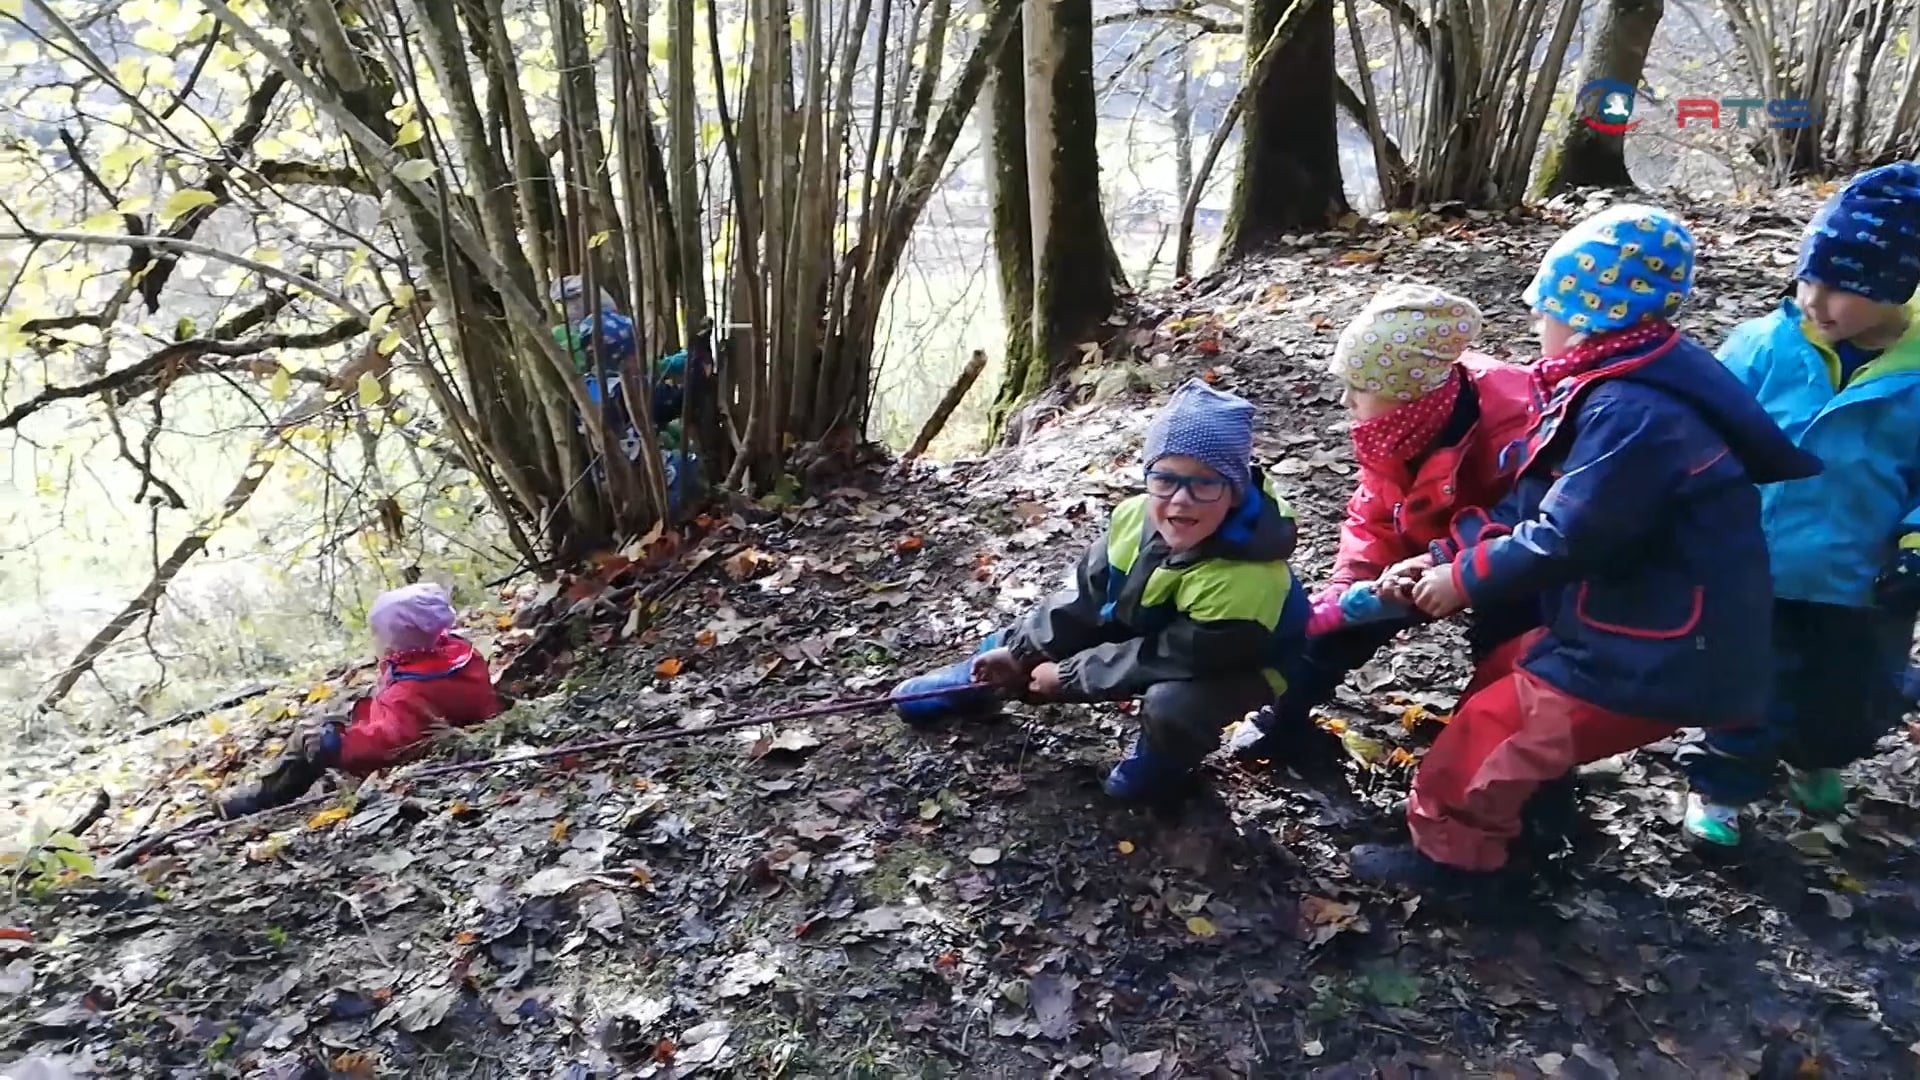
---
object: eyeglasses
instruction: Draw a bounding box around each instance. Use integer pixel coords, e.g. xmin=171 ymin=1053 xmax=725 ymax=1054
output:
xmin=1145 ymin=470 xmax=1229 ymax=504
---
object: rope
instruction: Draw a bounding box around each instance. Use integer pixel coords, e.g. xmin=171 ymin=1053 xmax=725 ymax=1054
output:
xmin=114 ymin=681 xmax=992 ymax=862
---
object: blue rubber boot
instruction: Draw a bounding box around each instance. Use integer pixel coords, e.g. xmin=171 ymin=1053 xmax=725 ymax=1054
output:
xmin=1102 ymin=736 xmax=1192 ymax=801
xmin=891 ymin=634 xmax=1005 ymax=729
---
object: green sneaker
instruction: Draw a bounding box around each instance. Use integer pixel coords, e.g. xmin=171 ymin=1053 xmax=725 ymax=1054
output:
xmin=1788 ymin=769 xmax=1847 ymax=817
xmin=1683 ymin=793 xmax=1742 ymax=848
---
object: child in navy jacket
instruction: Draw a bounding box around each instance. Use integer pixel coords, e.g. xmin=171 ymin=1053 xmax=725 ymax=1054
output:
xmin=1350 ymin=206 xmax=1821 ymax=888
xmin=1678 ymin=163 xmax=1920 ymax=848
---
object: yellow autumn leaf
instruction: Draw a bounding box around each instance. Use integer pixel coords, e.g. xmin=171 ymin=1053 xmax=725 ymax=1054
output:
xmin=304 ymin=682 xmax=335 ymax=704
xmin=393 ymin=120 xmax=425 ymax=147
xmin=376 ymin=330 xmax=403 ymax=356
xmin=357 ymin=372 xmax=384 ymax=406
xmin=391 ymin=284 xmax=416 ymax=308
xmin=132 ymin=25 xmax=176 ymax=52
xmin=0 ymin=1 xmax=22 ymax=18
xmin=160 ymin=187 xmax=217 ymax=221
xmin=393 ymin=159 xmax=435 ymax=183
xmin=1117 ymin=840 xmax=1136 ymax=855
xmin=550 ymin=819 xmax=569 ymax=843
xmin=306 ymin=806 xmax=351 ymax=830
xmin=1186 ymin=916 xmax=1218 ymax=938
xmin=367 ymin=304 xmax=392 ymax=336
xmin=385 ymin=100 xmax=417 ymax=125
xmin=588 ymin=230 xmax=610 ymax=249
xmin=207 ymin=716 xmax=229 ymax=736
xmin=269 ymin=367 xmax=291 ymax=402
xmin=80 ymin=211 xmax=122 ymax=233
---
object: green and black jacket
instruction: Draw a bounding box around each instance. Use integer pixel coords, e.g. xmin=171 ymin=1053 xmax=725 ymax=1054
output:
xmin=1004 ymin=466 xmax=1310 ymax=700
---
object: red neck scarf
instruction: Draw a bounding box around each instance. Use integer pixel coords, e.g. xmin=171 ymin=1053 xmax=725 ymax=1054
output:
xmin=1532 ymin=320 xmax=1674 ymax=391
xmin=1350 ymin=365 xmax=1464 ymax=474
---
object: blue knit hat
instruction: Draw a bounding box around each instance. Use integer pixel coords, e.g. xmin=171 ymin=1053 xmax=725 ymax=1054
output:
xmin=1524 ymin=204 xmax=1696 ymax=334
xmin=1143 ymin=379 xmax=1255 ymax=495
xmin=1797 ymin=162 xmax=1920 ymax=304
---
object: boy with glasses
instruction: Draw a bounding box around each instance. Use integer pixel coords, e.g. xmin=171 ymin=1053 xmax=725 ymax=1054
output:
xmin=891 ymin=380 xmax=1310 ymax=800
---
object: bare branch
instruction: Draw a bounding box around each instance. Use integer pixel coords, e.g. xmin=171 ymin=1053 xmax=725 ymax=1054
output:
xmin=255 ymin=158 xmax=374 ymax=194
xmin=1094 ymin=6 xmax=1240 ymax=34
xmin=0 ymin=315 xmax=367 ymax=432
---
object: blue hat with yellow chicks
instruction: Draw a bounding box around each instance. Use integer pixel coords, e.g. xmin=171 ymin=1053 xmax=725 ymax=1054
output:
xmin=1523 ymin=204 xmax=1696 ymax=334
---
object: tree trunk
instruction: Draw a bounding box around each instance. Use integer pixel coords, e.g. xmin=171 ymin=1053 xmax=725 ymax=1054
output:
xmin=1017 ymin=0 xmax=1116 ymax=400
xmin=1218 ymin=0 xmax=1346 ymax=258
xmin=987 ymin=9 xmax=1037 ymax=436
xmin=1537 ymin=0 xmax=1664 ymax=195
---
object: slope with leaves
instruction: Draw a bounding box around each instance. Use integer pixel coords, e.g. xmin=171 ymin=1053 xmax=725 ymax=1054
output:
xmin=8 ymin=189 xmax=1920 ymax=1079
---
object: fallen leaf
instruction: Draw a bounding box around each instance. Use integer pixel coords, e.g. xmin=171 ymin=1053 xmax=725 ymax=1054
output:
xmin=0 ymin=958 xmax=32 ymax=996
xmin=306 ymin=806 xmax=351 ymax=831
xmin=1296 ymin=896 xmax=1366 ymax=946
xmin=715 ymin=951 xmax=779 ymax=998
xmin=723 ymin=548 xmax=770 ymax=581
xmin=695 ymin=629 xmax=718 ymax=647
xmin=381 ymin=983 xmax=457 ymax=1033
xmin=768 ymin=728 xmax=821 ymax=754
xmin=1030 ymin=974 xmax=1079 ymax=1040
xmin=522 ymin=866 xmax=588 ymax=896
xmin=581 ymin=890 xmax=625 ymax=935
xmin=550 ymin=819 xmax=569 ymax=843
xmin=655 ymin=656 xmax=684 ymax=678
xmin=1186 ymin=915 xmax=1218 ymax=938
xmin=895 ymin=534 xmax=924 ymax=554
xmin=1106 ymin=1048 xmax=1165 ymax=1077
xmin=969 ymin=846 xmax=1001 ymax=866
xmin=676 ymin=1019 xmax=734 ymax=1068
xmin=1117 ymin=840 xmax=1135 ymax=855
xmin=304 ymin=683 xmax=335 ymax=704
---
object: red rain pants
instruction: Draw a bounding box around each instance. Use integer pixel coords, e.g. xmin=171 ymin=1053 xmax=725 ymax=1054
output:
xmin=1408 ymin=631 xmax=1677 ymax=871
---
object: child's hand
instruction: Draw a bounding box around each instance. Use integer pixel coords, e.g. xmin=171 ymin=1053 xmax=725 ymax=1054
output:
xmin=291 ymin=715 xmax=345 ymax=761
xmin=1375 ymin=554 xmax=1435 ymax=604
xmin=1028 ymin=662 xmax=1065 ymax=699
xmin=1411 ymin=564 xmax=1467 ymax=617
xmin=971 ymin=647 xmax=1027 ymax=690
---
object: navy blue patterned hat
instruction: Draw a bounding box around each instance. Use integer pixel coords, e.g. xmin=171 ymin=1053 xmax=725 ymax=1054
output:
xmin=1143 ymin=379 xmax=1256 ymax=495
xmin=1797 ymin=162 xmax=1920 ymax=304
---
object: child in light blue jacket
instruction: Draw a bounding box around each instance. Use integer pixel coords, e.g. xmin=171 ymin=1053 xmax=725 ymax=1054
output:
xmin=1678 ymin=162 xmax=1920 ymax=848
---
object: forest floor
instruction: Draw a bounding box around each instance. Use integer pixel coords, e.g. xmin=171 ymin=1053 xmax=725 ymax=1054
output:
xmin=11 ymin=188 xmax=1920 ymax=1080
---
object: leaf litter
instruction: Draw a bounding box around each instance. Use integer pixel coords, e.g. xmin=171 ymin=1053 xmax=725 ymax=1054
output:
xmin=9 ymin=193 xmax=1920 ymax=1076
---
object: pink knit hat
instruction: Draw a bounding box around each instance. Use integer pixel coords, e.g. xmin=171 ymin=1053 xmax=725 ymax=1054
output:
xmin=370 ymin=583 xmax=456 ymax=653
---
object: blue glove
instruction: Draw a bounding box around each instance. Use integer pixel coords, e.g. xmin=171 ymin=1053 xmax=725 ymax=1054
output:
xmin=1873 ymin=537 xmax=1920 ymax=611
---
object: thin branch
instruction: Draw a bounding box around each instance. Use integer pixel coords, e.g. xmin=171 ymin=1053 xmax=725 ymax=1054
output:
xmin=254 ymin=159 xmax=374 ymax=194
xmin=0 ymin=315 xmax=367 ymax=431
xmin=1094 ymin=6 xmax=1240 ymax=34
xmin=0 ymin=230 xmax=369 ymax=318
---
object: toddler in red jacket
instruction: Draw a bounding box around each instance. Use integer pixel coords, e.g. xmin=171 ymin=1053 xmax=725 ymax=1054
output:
xmin=1235 ymin=285 xmax=1537 ymax=768
xmin=216 ymin=583 xmax=501 ymax=818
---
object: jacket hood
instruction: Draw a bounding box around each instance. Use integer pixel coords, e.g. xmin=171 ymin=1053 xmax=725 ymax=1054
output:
xmin=1198 ymin=465 xmax=1298 ymax=562
xmin=1614 ymin=332 xmax=1823 ymax=485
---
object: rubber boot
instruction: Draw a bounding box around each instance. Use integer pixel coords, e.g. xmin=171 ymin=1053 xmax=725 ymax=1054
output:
xmin=1102 ymin=735 xmax=1193 ymax=801
xmin=891 ymin=633 xmax=1006 ymax=729
xmin=217 ymin=754 xmax=325 ymax=820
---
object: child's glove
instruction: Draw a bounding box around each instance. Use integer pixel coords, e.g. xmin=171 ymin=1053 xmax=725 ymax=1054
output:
xmin=1874 ymin=536 xmax=1920 ymax=611
xmin=291 ymin=714 xmax=346 ymax=765
xmin=1306 ymin=581 xmax=1415 ymax=636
